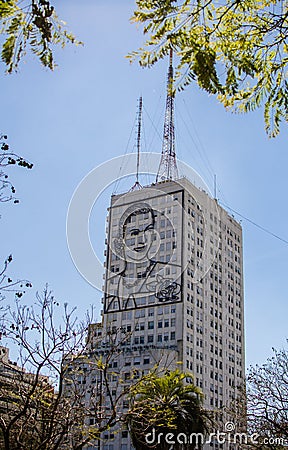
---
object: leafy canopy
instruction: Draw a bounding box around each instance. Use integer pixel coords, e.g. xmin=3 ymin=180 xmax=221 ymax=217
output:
xmin=129 ymin=0 xmax=288 ymax=136
xmin=0 ymin=0 xmax=81 ymax=73
xmin=125 ymin=369 xmax=211 ymax=449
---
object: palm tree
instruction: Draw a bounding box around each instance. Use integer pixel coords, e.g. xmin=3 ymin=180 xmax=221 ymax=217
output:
xmin=124 ymin=369 xmax=211 ymax=449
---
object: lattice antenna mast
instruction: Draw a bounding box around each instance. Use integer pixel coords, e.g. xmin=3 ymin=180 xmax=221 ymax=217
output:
xmin=136 ymin=96 xmax=142 ymax=185
xmin=131 ymin=96 xmax=143 ymax=191
xmin=156 ymin=49 xmax=179 ymax=182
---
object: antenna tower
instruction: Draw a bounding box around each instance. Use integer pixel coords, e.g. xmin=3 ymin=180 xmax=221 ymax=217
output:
xmin=131 ymin=96 xmax=143 ymax=191
xmin=156 ymin=49 xmax=179 ymax=182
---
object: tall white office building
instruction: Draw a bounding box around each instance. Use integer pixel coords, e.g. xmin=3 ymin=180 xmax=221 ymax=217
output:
xmin=98 ymin=176 xmax=245 ymax=449
xmin=71 ymin=52 xmax=245 ymax=450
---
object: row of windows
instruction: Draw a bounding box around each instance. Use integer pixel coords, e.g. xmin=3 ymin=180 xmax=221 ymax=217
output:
xmin=190 ymin=323 xmax=203 ymax=334
xmin=210 ymin=397 xmax=223 ymax=407
xmin=121 ymin=304 xmax=177 ymax=320
xmin=121 ymin=320 xmax=176 ymax=334
xmin=185 ymin=351 xmax=205 ymax=366
xmin=226 ymin=273 xmax=242 ymax=286
xmin=228 ymin=366 xmax=236 ymax=374
xmin=210 ymin=333 xmax=223 ymax=344
xmin=228 ymin=342 xmax=242 ymax=353
xmin=187 ymin=294 xmax=204 ymax=309
xmin=210 ymin=271 xmax=222 ymax=283
xmin=159 ymin=229 xmax=176 ymax=239
xmin=133 ymin=332 xmax=176 ymax=344
xmin=228 ymin=353 xmax=235 ymax=362
xmin=124 ymin=357 xmax=150 ymax=367
xmin=210 ymin=384 xmax=223 ymax=395
xmin=228 ymin=329 xmax=242 ymax=340
xmin=228 ymin=295 xmax=243 ymax=308
xmin=210 ymin=296 xmax=222 ymax=307
xmin=227 ymin=283 xmax=241 ymax=296
xmin=187 ymin=207 xmax=204 ymax=224
xmin=210 ymin=307 xmax=223 ymax=319
xmin=150 ymin=193 xmax=180 ymax=205
xmin=209 ymin=284 xmax=223 ymax=296
xmin=228 ymin=317 xmax=241 ymax=331
xmin=159 ymin=241 xmax=177 ymax=252
xmin=210 ymin=345 xmax=223 ymax=356
xmin=227 ymin=237 xmax=241 ymax=251
xmin=210 ymin=320 xmax=223 ymax=332
xmin=210 ymin=371 xmax=224 ymax=382
xmin=186 ymin=346 xmax=194 ymax=357
xmin=210 ymin=358 xmax=223 ymax=369
xmin=226 ymin=226 xmax=241 ymax=242
xmin=187 ymin=284 xmax=204 ymax=295
xmin=227 ymin=260 xmax=241 ymax=274
xmin=187 ymin=331 xmax=242 ymax=352
xmin=147 ymin=318 xmax=176 ymax=329
xmin=187 ymin=239 xmax=204 ymax=251
xmin=159 ymin=218 xmax=174 ymax=228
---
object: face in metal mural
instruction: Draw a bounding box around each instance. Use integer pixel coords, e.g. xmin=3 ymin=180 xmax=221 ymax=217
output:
xmin=104 ymin=201 xmax=182 ymax=313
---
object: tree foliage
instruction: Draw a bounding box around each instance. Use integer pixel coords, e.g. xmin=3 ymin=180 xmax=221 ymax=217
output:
xmin=246 ymin=345 xmax=288 ymax=448
xmin=0 ymin=287 xmax=87 ymax=449
xmin=228 ymin=344 xmax=288 ymax=449
xmin=0 ymin=133 xmax=33 ymax=204
xmin=0 ymin=287 xmax=135 ymax=449
xmin=0 ymin=254 xmax=32 ymax=305
xmin=63 ymin=323 xmax=137 ymax=449
xmin=124 ymin=369 xmax=211 ymax=449
xmin=129 ymin=0 xmax=288 ymax=136
xmin=0 ymin=0 xmax=81 ymax=73
xmin=0 ymin=133 xmax=33 ymax=301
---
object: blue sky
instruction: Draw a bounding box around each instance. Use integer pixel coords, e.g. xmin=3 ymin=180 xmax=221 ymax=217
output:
xmin=1 ymin=0 xmax=287 ymax=368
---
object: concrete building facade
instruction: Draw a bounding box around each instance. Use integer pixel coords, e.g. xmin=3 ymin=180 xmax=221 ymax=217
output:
xmin=89 ymin=176 xmax=245 ymax=449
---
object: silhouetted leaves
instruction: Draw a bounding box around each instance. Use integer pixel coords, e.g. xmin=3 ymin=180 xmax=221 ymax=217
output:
xmin=0 ymin=0 xmax=82 ymax=73
xmin=130 ymin=0 xmax=288 ymax=136
xmin=0 ymin=133 xmax=33 ymax=204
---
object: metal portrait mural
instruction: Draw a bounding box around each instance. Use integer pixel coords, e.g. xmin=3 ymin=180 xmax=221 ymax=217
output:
xmin=104 ymin=196 xmax=182 ymax=313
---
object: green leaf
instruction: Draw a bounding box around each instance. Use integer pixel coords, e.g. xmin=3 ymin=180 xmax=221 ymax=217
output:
xmin=1 ymin=34 xmax=16 ymax=71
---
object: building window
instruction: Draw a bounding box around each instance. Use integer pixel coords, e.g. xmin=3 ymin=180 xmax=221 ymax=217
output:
xmin=148 ymin=321 xmax=154 ymax=329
